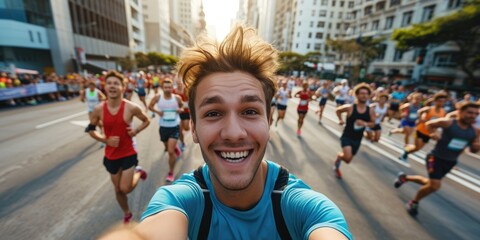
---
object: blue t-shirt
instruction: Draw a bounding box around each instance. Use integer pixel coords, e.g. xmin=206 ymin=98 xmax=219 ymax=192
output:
xmin=391 ymin=91 xmax=406 ymax=102
xmin=141 ymin=161 xmax=352 ymax=240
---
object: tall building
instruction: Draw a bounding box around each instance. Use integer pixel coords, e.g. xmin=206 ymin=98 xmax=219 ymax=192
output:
xmin=257 ymin=0 xmax=276 ymax=43
xmin=0 ymin=0 xmax=145 ymax=75
xmin=127 ymin=0 xmax=146 ymax=53
xmin=143 ymin=0 xmax=171 ymax=54
xmin=169 ymin=0 xmax=202 ymax=56
xmin=342 ymin=0 xmax=467 ymax=86
xmin=271 ymin=0 xmax=296 ymax=52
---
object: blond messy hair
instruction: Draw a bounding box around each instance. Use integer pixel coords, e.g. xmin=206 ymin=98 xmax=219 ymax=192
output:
xmin=176 ymin=25 xmax=279 ymax=122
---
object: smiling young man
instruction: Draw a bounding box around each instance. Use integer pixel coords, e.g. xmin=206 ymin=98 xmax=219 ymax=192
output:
xmin=87 ymin=71 xmax=150 ymax=223
xmin=100 ymin=26 xmax=351 ymax=240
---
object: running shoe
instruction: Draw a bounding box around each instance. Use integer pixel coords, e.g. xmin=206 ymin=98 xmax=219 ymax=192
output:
xmin=123 ymin=212 xmax=133 ymax=224
xmin=166 ymin=172 xmax=174 ymax=183
xmin=296 ymin=129 xmax=301 ymax=136
xmin=135 ymin=166 xmax=148 ymax=180
xmin=394 ymin=172 xmax=407 ymax=188
xmin=333 ymin=158 xmax=342 ymax=179
xmin=175 ymin=145 xmax=181 ymax=158
xmin=398 ymin=151 xmax=408 ymax=162
xmin=406 ymin=200 xmax=419 ymax=216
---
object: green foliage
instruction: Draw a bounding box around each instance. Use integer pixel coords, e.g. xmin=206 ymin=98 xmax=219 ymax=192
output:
xmin=278 ymin=51 xmax=308 ymax=72
xmin=117 ymin=56 xmax=135 ymax=71
xmin=134 ymin=52 xmax=178 ymax=68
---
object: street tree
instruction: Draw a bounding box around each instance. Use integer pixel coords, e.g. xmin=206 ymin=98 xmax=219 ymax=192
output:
xmin=392 ymin=0 xmax=480 ymax=87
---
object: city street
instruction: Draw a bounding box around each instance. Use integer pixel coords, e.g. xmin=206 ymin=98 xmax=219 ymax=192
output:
xmin=0 ymin=92 xmax=479 ymax=240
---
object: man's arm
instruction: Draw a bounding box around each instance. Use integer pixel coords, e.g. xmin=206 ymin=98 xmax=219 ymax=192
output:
xmin=469 ymin=128 xmax=480 ymax=153
xmin=80 ymin=89 xmax=85 ymax=102
xmin=366 ymin=106 xmax=376 ymax=128
xmin=336 ymin=104 xmax=351 ymax=125
xmin=417 ymin=106 xmax=431 ymax=123
xmin=426 ymin=118 xmax=453 ymax=140
xmin=309 ymin=228 xmax=348 ymax=240
xmin=99 ymin=210 xmax=188 ymax=240
xmin=128 ymin=103 xmax=150 ymax=137
xmin=175 ymin=95 xmax=184 ymax=113
xmin=148 ymin=94 xmax=163 ymax=116
xmin=87 ymin=104 xmax=112 ymax=145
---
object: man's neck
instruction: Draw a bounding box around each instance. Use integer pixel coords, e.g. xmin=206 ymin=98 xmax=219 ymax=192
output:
xmin=107 ymin=97 xmax=122 ymax=107
xmin=211 ymin=161 xmax=268 ymax=211
xmin=164 ymin=93 xmax=172 ymax=99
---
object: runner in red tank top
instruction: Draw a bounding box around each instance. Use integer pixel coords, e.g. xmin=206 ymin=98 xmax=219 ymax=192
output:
xmin=294 ymin=81 xmax=313 ymax=136
xmin=86 ymin=71 xmax=150 ymax=224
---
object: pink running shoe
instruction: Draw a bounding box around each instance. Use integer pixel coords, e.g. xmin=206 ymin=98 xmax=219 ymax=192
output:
xmin=135 ymin=166 xmax=148 ymax=180
xmin=166 ymin=172 xmax=174 ymax=183
xmin=123 ymin=212 xmax=133 ymax=224
xmin=174 ymin=146 xmax=181 ymax=158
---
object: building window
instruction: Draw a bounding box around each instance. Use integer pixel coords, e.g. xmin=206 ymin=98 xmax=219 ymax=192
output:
xmin=330 ymin=11 xmax=334 ymax=18
xmin=377 ymin=44 xmax=387 ymax=60
xmin=390 ymin=0 xmax=401 ymax=7
xmin=332 ymin=1 xmax=336 ymax=7
xmin=314 ymin=43 xmax=322 ymax=50
xmin=328 ymin=22 xmax=332 ymax=29
xmin=312 ymin=10 xmax=315 ymax=16
xmin=346 ymin=12 xmax=352 ymax=20
xmin=307 ymin=43 xmax=311 ymax=49
xmin=339 ymin=12 xmax=343 ymax=19
xmin=309 ymin=32 xmax=313 ymax=38
xmin=365 ymin=6 xmax=373 ymax=16
xmin=393 ymin=49 xmax=404 ymax=61
xmin=29 ymin=31 xmax=34 ymax=42
xmin=313 ymin=0 xmax=317 ymax=5
xmin=296 ymin=43 xmax=299 ymax=48
xmin=299 ymin=21 xmax=301 ymax=26
xmin=37 ymin=32 xmax=42 ymax=43
xmin=322 ymin=0 xmax=328 ymax=6
xmin=447 ymin=0 xmax=461 ymax=9
xmin=310 ymin=21 xmax=314 ymax=27
xmin=434 ymin=52 xmax=458 ymax=67
xmin=297 ymin=32 xmax=300 ymax=37
xmin=348 ymin=1 xmax=354 ymax=8
xmin=340 ymin=1 xmax=345 ymax=7
xmin=316 ymin=32 xmax=323 ymax=39
xmin=372 ymin=20 xmax=379 ymax=30
xmin=317 ymin=21 xmax=325 ymax=28
xmin=385 ymin=16 xmax=394 ymax=29
xmin=376 ymin=1 xmax=385 ymax=11
xmin=401 ymin=11 xmax=413 ymax=26
xmin=300 ymin=10 xmax=303 ymax=15
xmin=337 ymin=23 xmax=341 ymax=29
xmin=319 ymin=10 xmax=327 ymax=17
xmin=422 ymin=5 xmax=435 ymax=22
xmin=327 ymin=33 xmax=331 ymax=39
xmin=360 ymin=23 xmax=367 ymax=31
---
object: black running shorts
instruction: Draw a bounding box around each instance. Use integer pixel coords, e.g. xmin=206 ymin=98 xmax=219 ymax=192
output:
xmin=416 ymin=130 xmax=430 ymax=143
xmin=103 ymin=154 xmax=138 ymax=175
xmin=340 ymin=136 xmax=362 ymax=155
xmin=426 ymin=154 xmax=456 ymax=180
xmin=319 ymin=98 xmax=328 ymax=106
xmin=179 ymin=112 xmax=191 ymax=120
xmin=277 ymin=104 xmax=287 ymax=111
xmin=159 ymin=126 xmax=180 ymax=142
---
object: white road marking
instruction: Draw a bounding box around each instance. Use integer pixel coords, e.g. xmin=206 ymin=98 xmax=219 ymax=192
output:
xmin=35 ymin=111 xmax=87 ymax=129
xmin=71 ymin=120 xmax=90 ymax=128
xmin=289 ymin=98 xmax=480 ymax=193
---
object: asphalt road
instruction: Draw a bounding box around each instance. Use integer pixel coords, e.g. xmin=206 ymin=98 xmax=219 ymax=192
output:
xmin=0 ymin=92 xmax=479 ymax=240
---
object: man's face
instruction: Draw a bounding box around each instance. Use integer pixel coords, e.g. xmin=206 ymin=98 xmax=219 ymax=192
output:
xmin=105 ymin=76 xmax=124 ymax=99
xmin=163 ymin=82 xmax=173 ymax=94
xmin=192 ymin=71 xmax=270 ymax=191
xmin=434 ymin=98 xmax=446 ymax=108
xmin=356 ymin=89 xmax=369 ymax=103
xmin=460 ymin=107 xmax=479 ymax=125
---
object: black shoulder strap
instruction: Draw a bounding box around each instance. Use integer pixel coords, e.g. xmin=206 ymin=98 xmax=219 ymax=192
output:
xmin=272 ymin=166 xmax=292 ymax=240
xmin=193 ymin=166 xmax=212 ymax=240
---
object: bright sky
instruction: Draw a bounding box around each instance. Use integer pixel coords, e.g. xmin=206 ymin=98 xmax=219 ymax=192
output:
xmin=203 ymin=0 xmax=240 ymax=40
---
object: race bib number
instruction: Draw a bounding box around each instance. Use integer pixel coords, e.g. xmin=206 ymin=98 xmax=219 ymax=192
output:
xmin=447 ymin=138 xmax=468 ymax=151
xmin=409 ymin=112 xmax=418 ymax=119
xmin=163 ymin=110 xmax=177 ymax=121
xmin=354 ymin=124 xmax=365 ymax=131
xmin=183 ymin=101 xmax=189 ymax=109
xmin=300 ymin=100 xmax=308 ymax=106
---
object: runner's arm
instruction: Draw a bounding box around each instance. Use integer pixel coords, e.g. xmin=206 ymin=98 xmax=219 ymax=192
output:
xmin=131 ymin=104 xmax=150 ymax=135
xmin=470 ymin=128 xmax=480 ymax=153
xmin=87 ymin=104 xmax=106 ymax=143
xmin=445 ymin=110 xmax=458 ymax=119
xmin=417 ymin=106 xmax=430 ymax=123
xmin=98 ymin=90 xmax=106 ymax=101
xmin=148 ymin=94 xmax=162 ymax=116
xmin=99 ymin=210 xmax=188 ymax=240
xmin=175 ymin=95 xmax=184 ymax=113
xmin=309 ymin=228 xmax=348 ymax=240
xmin=336 ymin=104 xmax=351 ymax=125
xmin=426 ymin=118 xmax=452 ymax=134
xmin=79 ymin=89 xmax=85 ymax=102
xmin=366 ymin=107 xmax=376 ymax=128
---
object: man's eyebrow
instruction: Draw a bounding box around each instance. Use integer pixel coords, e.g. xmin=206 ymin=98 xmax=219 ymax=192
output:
xmin=199 ymin=96 xmax=224 ymax=108
xmin=241 ymin=94 xmax=264 ymax=104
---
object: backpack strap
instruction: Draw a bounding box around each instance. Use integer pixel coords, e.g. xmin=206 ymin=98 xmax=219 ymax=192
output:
xmin=272 ymin=166 xmax=292 ymax=240
xmin=193 ymin=166 xmax=212 ymax=240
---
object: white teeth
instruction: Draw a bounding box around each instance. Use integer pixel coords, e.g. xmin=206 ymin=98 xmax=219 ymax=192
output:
xmin=219 ymin=151 xmax=250 ymax=160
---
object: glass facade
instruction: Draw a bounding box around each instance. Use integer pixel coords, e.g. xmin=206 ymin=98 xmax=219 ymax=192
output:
xmin=0 ymin=0 xmax=53 ymax=27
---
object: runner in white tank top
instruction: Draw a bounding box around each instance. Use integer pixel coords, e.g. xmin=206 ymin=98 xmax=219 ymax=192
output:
xmin=365 ymin=94 xmax=389 ymax=142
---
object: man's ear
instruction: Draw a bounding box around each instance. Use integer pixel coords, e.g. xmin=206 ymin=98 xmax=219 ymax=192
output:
xmin=191 ymin=120 xmax=199 ymax=143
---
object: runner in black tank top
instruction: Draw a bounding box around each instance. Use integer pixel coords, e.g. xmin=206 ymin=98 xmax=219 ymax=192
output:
xmin=394 ymin=102 xmax=480 ymax=216
xmin=334 ymin=83 xmax=375 ymax=179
